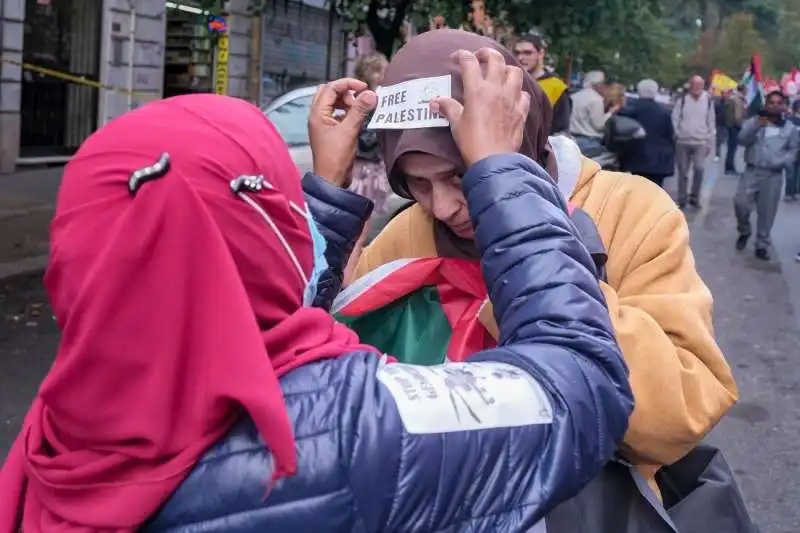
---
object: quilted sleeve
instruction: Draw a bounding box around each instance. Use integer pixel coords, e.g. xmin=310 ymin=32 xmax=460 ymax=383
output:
xmin=302 ymin=173 xmax=373 ymax=310
xmin=347 ymin=154 xmax=634 ymax=532
xmin=145 ymin=156 xmax=634 ymax=533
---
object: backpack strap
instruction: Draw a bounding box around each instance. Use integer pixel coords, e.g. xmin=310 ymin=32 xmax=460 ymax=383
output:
xmin=679 ymin=94 xmax=713 ymax=126
xmin=679 ymin=94 xmax=685 ymax=122
xmin=567 ymin=203 xmax=608 ymax=282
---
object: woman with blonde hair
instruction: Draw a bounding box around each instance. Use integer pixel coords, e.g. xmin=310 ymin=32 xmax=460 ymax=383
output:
xmin=604 ymin=82 xmax=626 ymax=113
xmin=350 ymin=52 xmax=393 ymax=226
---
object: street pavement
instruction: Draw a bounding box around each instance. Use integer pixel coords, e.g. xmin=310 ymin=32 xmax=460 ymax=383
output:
xmin=0 ymin=167 xmax=59 ymax=271
xmin=2 ymin=159 xmax=800 ymax=531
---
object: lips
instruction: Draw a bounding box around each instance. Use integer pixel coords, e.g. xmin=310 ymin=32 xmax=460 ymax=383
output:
xmin=451 ymin=221 xmax=474 ymax=236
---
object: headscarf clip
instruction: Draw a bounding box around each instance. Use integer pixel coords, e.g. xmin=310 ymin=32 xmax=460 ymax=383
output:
xmin=128 ymin=152 xmax=171 ymax=195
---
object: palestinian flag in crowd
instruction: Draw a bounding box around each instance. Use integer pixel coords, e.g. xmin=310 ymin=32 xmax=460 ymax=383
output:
xmin=741 ymin=54 xmax=764 ymax=116
xmin=332 ymin=258 xmax=496 ymax=366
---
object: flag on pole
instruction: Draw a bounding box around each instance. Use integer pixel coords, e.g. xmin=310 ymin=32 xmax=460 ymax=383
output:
xmin=741 ymin=54 xmax=764 ymax=115
xmin=332 ymin=258 xmax=495 ymax=366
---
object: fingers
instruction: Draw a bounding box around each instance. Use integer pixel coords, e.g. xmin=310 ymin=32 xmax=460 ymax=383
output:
xmin=515 ymin=91 xmax=531 ymax=121
xmin=475 ymin=47 xmax=506 ymax=84
xmin=341 ymin=91 xmax=357 ymax=110
xmin=312 ymin=78 xmax=368 ymax=115
xmin=340 ymin=90 xmax=378 ymax=132
xmin=505 ymin=65 xmax=523 ymax=95
xmin=430 ymin=97 xmax=464 ymax=125
xmin=452 ymin=50 xmax=482 ymax=100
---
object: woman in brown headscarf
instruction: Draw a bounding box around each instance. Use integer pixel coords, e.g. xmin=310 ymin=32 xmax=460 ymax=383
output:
xmin=352 ymin=28 xmax=738 ymax=500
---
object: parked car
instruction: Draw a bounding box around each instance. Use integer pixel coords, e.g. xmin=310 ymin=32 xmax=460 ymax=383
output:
xmin=264 ymin=86 xmax=411 ymax=242
xmin=263 ymin=86 xmax=317 ymax=176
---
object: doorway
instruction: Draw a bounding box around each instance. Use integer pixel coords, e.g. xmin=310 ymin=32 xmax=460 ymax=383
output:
xmin=20 ymin=0 xmax=102 ymax=159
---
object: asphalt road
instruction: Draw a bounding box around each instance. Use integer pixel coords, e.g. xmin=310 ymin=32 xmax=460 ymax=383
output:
xmin=2 ymin=160 xmax=800 ymax=531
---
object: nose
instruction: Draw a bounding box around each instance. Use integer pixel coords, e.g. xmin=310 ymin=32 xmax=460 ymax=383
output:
xmin=430 ymin=183 xmax=462 ymax=222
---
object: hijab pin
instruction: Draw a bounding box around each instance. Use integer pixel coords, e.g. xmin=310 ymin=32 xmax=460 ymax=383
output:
xmin=128 ymin=153 xmax=171 ymax=195
xmin=230 ymin=175 xmax=265 ymax=194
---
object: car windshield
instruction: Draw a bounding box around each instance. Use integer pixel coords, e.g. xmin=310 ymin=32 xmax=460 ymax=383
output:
xmin=267 ymin=95 xmax=313 ymax=147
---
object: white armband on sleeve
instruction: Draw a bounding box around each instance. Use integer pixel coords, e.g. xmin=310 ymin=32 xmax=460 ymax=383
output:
xmin=377 ymin=362 xmax=553 ymax=434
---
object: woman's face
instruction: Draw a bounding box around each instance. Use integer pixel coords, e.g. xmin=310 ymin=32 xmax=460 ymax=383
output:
xmin=367 ymin=61 xmax=388 ymax=90
xmin=396 ymin=152 xmax=474 ymax=239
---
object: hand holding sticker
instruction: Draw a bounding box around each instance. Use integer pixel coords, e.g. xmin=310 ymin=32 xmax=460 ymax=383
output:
xmin=430 ymin=48 xmax=530 ymax=167
xmin=308 ymin=78 xmax=378 ymax=187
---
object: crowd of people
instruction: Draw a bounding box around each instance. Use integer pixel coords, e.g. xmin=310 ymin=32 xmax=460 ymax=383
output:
xmin=0 ymin=28 xmax=758 ymax=533
xmin=507 ymin=34 xmax=800 ymax=263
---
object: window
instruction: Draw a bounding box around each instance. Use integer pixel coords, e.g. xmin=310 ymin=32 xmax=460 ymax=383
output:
xmin=267 ymin=95 xmax=313 ymax=147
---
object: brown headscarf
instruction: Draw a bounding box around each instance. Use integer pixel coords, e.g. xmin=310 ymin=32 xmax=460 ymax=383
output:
xmin=376 ymin=29 xmax=554 ymax=258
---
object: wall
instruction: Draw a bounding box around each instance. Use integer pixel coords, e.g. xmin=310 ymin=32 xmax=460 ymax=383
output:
xmin=261 ymin=0 xmax=345 ymax=102
xmin=98 ymin=0 xmax=255 ymax=125
xmin=99 ymin=0 xmax=166 ymax=125
xmin=0 ymin=0 xmax=262 ymax=171
xmin=226 ymin=0 xmax=253 ymax=100
xmin=0 ymin=0 xmax=23 ymax=173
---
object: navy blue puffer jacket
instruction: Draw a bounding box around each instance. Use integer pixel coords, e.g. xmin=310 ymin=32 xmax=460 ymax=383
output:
xmin=145 ymin=154 xmax=634 ymax=533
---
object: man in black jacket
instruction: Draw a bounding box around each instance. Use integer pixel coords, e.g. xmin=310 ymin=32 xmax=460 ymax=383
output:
xmin=514 ymin=34 xmax=571 ymax=134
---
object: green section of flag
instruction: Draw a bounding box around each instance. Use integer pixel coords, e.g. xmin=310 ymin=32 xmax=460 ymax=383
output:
xmin=335 ymin=286 xmax=451 ymax=366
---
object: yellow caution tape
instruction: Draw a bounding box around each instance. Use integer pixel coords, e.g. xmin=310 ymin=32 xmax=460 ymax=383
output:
xmin=0 ymin=56 xmax=158 ymax=100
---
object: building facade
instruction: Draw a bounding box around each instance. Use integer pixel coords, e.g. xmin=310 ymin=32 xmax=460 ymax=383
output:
xmin=0 ymin=0 xmax=342 ymax=174
xmin=0 ymin=0 xmax=24 ymax=173
xmin=260 ymin=0 xmax=345 ymax=103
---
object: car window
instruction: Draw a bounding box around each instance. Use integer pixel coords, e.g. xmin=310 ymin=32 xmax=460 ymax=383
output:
xmin=267 ymin=95 xmax=313 ymax=147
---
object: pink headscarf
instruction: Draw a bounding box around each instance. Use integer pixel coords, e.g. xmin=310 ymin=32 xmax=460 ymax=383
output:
xmin=0 ymin=94 xmax=376 ymax=531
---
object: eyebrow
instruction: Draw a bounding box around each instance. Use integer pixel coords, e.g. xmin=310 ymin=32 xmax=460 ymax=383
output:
xmin=405 ymin=170 xmax=460 ymax=180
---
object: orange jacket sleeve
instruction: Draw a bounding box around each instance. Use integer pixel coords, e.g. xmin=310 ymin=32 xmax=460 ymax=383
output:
xmin=600 ymin=208 xmax=737 ymax=467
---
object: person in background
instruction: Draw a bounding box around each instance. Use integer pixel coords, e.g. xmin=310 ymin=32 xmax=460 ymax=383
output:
xmin=617 ymin=78 xmax=675 ymax=188
xmin=736 ymin=90 xmax=799 ymax=260
xmin=724 ymin=85 xmax=748 ymax=174
xmin=513 ymin=34 xmax=571 ymax=134
xmin=604 ymin=83 xmax=626 ymax=113
xmin=570 ymin=71 xmax=618 ymax=153
xmin=713 ymin=90 xmax=727 ymax=162
xmin=672 ymin=75 xmax=716 ymax=209
xmin=785 ymin=99 xmax=800 ymax=201
xmin=350 ymin=52 xmax=392 ymax=224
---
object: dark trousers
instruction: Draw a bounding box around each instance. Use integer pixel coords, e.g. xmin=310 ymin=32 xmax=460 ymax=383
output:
xmin=786 ymin=161 xmax=800 ymax=197
xmin=716 ymin=126 xmax=727 ymax=157
xmin=726 ymin=126 xmax=741 ymax=172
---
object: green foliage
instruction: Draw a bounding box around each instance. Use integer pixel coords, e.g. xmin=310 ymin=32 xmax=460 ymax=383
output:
xmin=230 ymin=0 xmax=800 ymax=83
xmin=768 ymin=0 xmax=800 ymax=74
xmin=713 ymin=13 xmax=765 ymax=76
xmin=485 ymin=0 xmax=695 ymax=86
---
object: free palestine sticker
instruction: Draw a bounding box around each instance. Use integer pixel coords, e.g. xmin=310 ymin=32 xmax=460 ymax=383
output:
xmin=367 ymin=75 xmax=452 ymax=130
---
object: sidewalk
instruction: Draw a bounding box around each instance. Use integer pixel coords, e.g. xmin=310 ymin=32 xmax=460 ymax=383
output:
xmin=0 ymin=166 xmax=62 ymax=278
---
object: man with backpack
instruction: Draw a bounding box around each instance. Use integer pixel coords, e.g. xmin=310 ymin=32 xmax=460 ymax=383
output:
xmin=672 ymin=75 xmax=716 ymax=209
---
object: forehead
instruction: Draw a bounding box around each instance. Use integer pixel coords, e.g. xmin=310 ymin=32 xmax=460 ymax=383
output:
xmin=768 ymin=94 xmax=784 ymax=103
xmin=515 ymin=41 xmax=537 ymax=50
xmin=397 ymin=152 xmax=460 ymax=177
